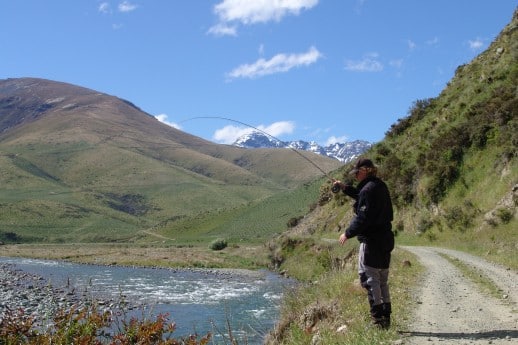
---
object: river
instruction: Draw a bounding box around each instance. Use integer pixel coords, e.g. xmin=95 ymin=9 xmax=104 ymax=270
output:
xmin=0 ymin=257 xmax=294 ymax=344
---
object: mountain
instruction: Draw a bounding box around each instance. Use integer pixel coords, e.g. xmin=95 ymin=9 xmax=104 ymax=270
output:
xmin=0 ymin=77 xmax=341 ymax=243
xmin=233 ymin=131 xmax=372 ymax=163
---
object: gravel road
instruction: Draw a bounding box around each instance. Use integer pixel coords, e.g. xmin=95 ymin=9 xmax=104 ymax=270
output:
xmin=400 ymin=246 xmax=517 ymax=345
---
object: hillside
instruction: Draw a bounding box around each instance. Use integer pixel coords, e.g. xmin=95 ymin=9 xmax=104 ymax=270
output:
xmin=273 ymin=8 xmax=517 ymax=266
xmin=0 ymin=78 xmax=341 ymax=243
xmin=263 ymin=9 xmax=516 ymax=344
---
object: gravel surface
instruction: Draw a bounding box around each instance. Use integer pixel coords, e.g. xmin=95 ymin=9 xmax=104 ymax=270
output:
xmin=0 ymin=263 xmax=131 ymax=329
xmin=400 ymin=246 xmax=518 ymax=345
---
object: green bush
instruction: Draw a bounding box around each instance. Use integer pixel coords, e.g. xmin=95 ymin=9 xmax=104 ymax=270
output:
xmin=209 ymin=238 xmax=228 ymax=251
xmin=495 ymin=208 xmax=513 ymax=224
xmin=0 ymin=231 xmax=20 ymax=243
xmin=443 ymin=201 xmax=479 ymax=231
xmin=416 ymin=216 xmax=434 ymax=234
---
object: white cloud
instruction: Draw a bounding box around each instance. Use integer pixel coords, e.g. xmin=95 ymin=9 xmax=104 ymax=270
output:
xmin=213 ymin=125 xmax=253 ymax=144
xmin=213 ymin=121 xmax=295 ymax=144
xmin=344 ymin=53 xmax=383 ymax=72
xmin=155 ymin=114 xmax=181 ymax=129
xmin=209 ymin=0 xmax=318 ymax=36
xmin=426 ymin=36 xmax=439 ymax=46
xmin=98 ymin=2 xmax=111 ymax=14
xmin=389 ymin=59 xmax=403 ymax=69
xmin=207 ymin=23 xmax=237 ymax=36
xmin=468 ymin=38 xmax=484 ymax=50
xmin=325 ymin=135 xmax=348 ymax=146
xmin=226 ymin=46 xmax=322 ymax=80
xmin=262 ymin=121 xmax=295 ymax=137
xmin=118 ymin=1 xmax=138 ymax=13
xmin=215 ymin=0 xmax=318 ymax=24
xmin=407 ymin=39 xmax=417 ymax=51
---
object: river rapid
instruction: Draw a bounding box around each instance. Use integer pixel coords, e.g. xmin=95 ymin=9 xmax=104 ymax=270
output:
xmin=0 ymin=257 xmax=294 ymax=344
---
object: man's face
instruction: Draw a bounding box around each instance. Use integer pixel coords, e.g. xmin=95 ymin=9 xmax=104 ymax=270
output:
xmin=355 ymin=167 xmax=367 ymax=181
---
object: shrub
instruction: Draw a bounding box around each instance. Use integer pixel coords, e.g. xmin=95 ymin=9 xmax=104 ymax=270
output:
xmin=0 ymin=231 xmax=20 ymax=243
xmin=209 ymin=238 xmax=228 ymax=251
xmin=495 ymin=208 xmax=513 ymax=224
xmin=425 ymin=231 xmax=438 ymax=242
xmin=443 ymin=201 xmax=479 ymax=231
xmin=0 ymin=305 xmax=212 ymax=345
xmin=416 ymin=216 xmax=434 ymax=234
xmin=287 ymin=216 xmax=303 ymax=228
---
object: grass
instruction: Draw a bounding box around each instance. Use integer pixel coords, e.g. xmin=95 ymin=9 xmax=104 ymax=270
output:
xmin=0 ymin=151 xmax=327 ymax=245
xmin=265 ymin=246 xmax=423 ymax=344
xmin=0 ymin=242 xmax=271 ymax=269
xmin=387 ymin=140 xmax=518 ymax=270
xmin=156 ymin=177 xmax=325 ymax=244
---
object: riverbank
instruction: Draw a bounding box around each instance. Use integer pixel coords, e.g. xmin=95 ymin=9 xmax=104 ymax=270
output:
xmin=0 ymin=262 xmax=134 ymax=328
xmin=0 ymin=242 xmax=271 ymax=270
xmin=0 ymin=256 xmax=292 ymax=344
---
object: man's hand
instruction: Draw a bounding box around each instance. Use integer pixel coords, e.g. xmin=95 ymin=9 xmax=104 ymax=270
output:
xmin=339 ymin=233 xmax=348 ymax=245
xmin=331 ymin=180 xmax=343 ymax=193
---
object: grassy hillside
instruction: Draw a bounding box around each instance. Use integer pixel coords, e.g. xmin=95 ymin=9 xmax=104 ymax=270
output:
xmin=263 ymin=9 xmax=517 ymax=345
xmin=0 ymin=78 xmax=341 ymax=244
xmin=285 ymin=7 xmax=517 ymax=268
xmin=370 ymin=8 xmax=517 ymax=264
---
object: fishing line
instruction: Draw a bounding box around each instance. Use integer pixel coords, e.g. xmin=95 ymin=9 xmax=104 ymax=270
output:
xmin=179 ymin=116 xmax=335 ymax=180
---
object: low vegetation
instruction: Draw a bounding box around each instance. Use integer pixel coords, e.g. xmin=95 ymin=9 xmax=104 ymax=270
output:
xmin=0 ymin=304 xmax=213 ymax=345
xmin=209 ymin=238 xmax=228 ymax=251
xmin=264 ymin=247 xmax=421 ymax=344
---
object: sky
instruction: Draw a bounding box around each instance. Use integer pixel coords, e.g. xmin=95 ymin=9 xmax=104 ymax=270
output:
xmin=1 ymin=1 xmax=516 ymax=146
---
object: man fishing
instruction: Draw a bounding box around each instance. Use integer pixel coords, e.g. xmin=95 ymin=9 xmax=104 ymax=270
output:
xmin=332 ymin=158 xmax=395 ymax=329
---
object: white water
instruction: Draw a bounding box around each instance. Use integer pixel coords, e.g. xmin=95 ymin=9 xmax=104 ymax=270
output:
xmin=0 ymin=257 xmax=294 ymax=344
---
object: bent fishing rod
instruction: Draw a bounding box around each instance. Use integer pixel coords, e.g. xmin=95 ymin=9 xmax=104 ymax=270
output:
xmin=179 ymin=116 xmax=337 ymax=182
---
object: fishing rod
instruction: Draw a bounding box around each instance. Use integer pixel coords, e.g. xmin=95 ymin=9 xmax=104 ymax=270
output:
xmin=179 ymin=116 xmax=336 ymax=181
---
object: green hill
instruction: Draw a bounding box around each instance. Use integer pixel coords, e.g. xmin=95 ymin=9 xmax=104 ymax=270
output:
xmin=262 ymin=9 xmax=516 ymax=344
xmin=368 ymin=8 xmax=517 ymax=257
xmin=270 ymin=8 xmax=517 ymax=276
xmin=0 ymin=78 xmax=341 ymax=243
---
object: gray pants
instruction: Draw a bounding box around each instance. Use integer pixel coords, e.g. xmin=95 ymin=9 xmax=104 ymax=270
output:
xmin=358 ymin=243 xmax=391 ymax=306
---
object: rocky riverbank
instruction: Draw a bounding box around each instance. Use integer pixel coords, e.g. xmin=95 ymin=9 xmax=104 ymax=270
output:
xmin=0 ymin=263 xmax=133 ymax=328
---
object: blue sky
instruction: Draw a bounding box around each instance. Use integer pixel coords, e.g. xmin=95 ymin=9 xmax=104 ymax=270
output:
xmin=1 ymin=1 xmax=516 ymax=145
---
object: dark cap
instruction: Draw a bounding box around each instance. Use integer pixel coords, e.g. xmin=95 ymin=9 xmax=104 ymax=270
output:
xmin=349 ymin=158 xmax=375 ymax=175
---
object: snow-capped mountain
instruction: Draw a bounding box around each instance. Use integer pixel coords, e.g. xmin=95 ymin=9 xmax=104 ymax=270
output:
xmin=232 ymin=132 xmax=372 ymax=163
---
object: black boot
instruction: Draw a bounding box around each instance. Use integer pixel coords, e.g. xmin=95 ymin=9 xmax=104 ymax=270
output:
xmin=381 ymin=302 xmax=391 ymax=329
xmin=370 ymin=304 xmax=385 ymax=328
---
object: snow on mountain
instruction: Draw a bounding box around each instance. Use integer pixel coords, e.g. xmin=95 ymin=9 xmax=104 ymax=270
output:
xmin=232 ymin=132 xmax=371 ymax=163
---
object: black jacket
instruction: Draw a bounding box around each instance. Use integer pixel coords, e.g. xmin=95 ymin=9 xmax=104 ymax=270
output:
xmin=343 ymin=176 xmax=394 ymax=268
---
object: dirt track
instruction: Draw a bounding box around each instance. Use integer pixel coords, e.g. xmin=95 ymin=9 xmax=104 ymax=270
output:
xmin=400 ymin=246 xmax=518 ymax=345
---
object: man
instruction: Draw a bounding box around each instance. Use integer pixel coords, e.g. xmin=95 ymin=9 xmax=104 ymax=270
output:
xmin=332 ymin=158 xmax=395 ymax=329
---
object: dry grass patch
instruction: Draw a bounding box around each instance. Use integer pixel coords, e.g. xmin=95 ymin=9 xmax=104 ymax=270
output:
xmin=0 ymin=243 xmax=270 ymax=269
